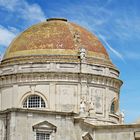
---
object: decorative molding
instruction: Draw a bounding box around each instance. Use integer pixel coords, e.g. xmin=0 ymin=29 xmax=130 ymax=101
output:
xmin=0 ymin=108 xmax=77 ymax=116
xmin=1 ymin=54 xmax=116 ymax=70
xmin=0 ymin=72 xmax=122 ymax=90
xmin=0 ymin=62 xmax=119 ymax=81
xmin=19 ymin=91 xmax=49 ymax=109
xmin=33 ymin=121 xmax=57 ymax=132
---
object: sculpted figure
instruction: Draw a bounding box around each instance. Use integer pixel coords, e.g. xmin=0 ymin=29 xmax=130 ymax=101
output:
xmin=80 ymin=48 xmax=86 ymax=60
xmin=88 ymin=100 xmax=96 ymax=117
xmin=80 ymin=97 xmax=86 ymax=113
xmin=120 ymin=111 xmax=125 ymax=124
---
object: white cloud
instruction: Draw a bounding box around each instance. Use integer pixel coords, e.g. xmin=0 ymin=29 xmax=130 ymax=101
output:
xmin=0 ymin=25 xmax=18 ymax=46
xmin=98 ymin=34 xmax=125 ymax=62
xmin=0 ymin=0 xmax=45 ymax=23
xmin=124 ymin=51 xmax=140 ymax=60
xmin=0 ymin=0 xmax=19 ymax=11
xmin=21 ymin=3 xmax=45 ymax=22
xmin=113 ymin=17 xmax=140 ymax=40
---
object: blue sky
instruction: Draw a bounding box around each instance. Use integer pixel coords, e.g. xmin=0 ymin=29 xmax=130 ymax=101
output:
xmin=0 ymin=0 xmax=140 ymax=123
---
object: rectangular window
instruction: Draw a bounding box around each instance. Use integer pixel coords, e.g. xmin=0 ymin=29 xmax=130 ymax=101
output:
xmin=36 ymin=132 xmax=50 ymax=140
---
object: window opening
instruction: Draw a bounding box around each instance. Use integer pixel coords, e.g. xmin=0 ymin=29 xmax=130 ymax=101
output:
xmin=23 ymin=95 xmax=45 ymax=108
xmin=36 ymin=132 xmax=50 ymax=140
xmin=111 ymin=101 xmax=115 ymax=114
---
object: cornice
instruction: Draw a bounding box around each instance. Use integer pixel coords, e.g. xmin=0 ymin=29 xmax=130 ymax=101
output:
xmin=0 ymin=72 xmax=122 ymax=90
xmin=0 ymin=108 xmax=77 ymax=116
xmin=0 ymin=55 xmax=116 ymax=70
xmin=74 ymin=117 xmax=140 ymax=130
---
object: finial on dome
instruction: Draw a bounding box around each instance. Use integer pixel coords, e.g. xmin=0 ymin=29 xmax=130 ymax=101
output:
xmin=46 ymin=18 xmax=67 ymax=22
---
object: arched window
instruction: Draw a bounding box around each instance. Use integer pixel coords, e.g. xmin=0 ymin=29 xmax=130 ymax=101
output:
xmin=110 ymin=98 xmax=118 ymax=114
xmin=111 ymin=101 xmax=115 ymax=114
xmin=23 ymin=95 xmax=46 ymax=108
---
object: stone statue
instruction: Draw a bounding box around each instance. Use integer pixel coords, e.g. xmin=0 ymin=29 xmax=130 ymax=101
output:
xmin=87 ymin=99 xmax=95 ymax=117
xmin=79 ymin=48 xmax=86 ymax=60
xmin=80 ymin=98 xmax=86 ymax=113
xmin=120 ymin=110 xmax=125 ymax=124
xmin=80 ymin=97 xmax=96 ymax=118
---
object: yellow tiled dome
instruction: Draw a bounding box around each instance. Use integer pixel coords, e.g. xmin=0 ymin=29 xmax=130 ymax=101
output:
xmin=2 ymin=18 xmax=113 ymax=67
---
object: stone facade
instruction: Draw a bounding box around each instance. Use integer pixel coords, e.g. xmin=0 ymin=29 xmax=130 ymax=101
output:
xmin=0 ymin=62 xmax=121 ymax=124
xmin=0 ymin=18 xmax=139 ymax=140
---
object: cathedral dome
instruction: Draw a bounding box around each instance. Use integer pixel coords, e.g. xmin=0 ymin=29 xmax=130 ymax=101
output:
xmin=2 ymin=18 xmax=114 ymax=68
xmin=0 ymin=18 xmax=122 ymax=126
